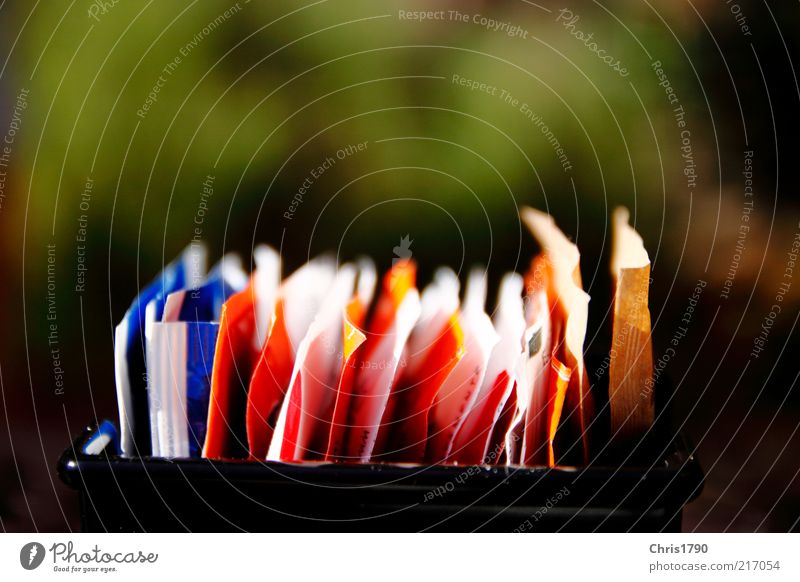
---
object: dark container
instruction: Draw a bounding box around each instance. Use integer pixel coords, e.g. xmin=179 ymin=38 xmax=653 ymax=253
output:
xmin=58 ymin=421 xmax=703 ymax=532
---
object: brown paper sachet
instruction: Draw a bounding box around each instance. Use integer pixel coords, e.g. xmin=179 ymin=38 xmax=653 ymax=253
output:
xmin=521 ymin=208 xmax=593 ymax=465
xmin=608 ymin=207 xmax=655 ymax=458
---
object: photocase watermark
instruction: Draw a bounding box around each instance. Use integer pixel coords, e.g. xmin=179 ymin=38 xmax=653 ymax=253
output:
xmin=321 ymin=336 xmax=408 ymax=369
xmin=422 ymin=439 xmax=514 ymax=502
xmin=20 ymin=542 xmax=46 ymax=570
xmin=451 ymin=10 xmax=529 ymax=39
xmin=451 ymin=74 xmax=573 ymax=172
xmin=74 ymin=176 xmax=94 ymax=294
xmin=136 ymin=1 xmax=248 ymax=119
xmin=644 ymin=279 xmax=706 ymax=395
xmin=725 ymin=0 xmax=753 ymax=37
xmin=87 ymin=0 xmax=122 ymax=23
xmin=284 ymin=141 xmax=369 ymax=221
xmin=555 ymin=8 xmax=628 ymax=77
xmin=393 ymin=234 xmax=413 ymax=266
xmin=720 ymin=150 xmax=754 ymax=300
xmin=513 ymin=486 xmax=571 ymax=532
xmin=451 ymin=73 xmax=501 ymax=97
xmin=396 ymin=9 xmax=448 ymax=22
xmin=422 ymin=466 xmax=481 ymax=502
xmin=652 ymin=60 xmax=679 ymax=107
xmin=20 ymin=540 xmax=159 ymax=573
xmin=389 ymin=233 xmax=414 ymax=291
xmin=0 ymin=87 xmax=29 ymax=214
xmin=47 ymin=243 xmax=66 ymax=397
xmin=523 ymin=254 xmax=548 ymax=312
xmin=750 ymin=223 xmax=799 ymax=359
xmin=349 ymin=356 xmax=407 ymax=371
xmin=397 ymin=9 xmax=529 ymax=39
xmin=187 ymin=174 xmax=215 ymax=299
xmin=191 ymin=174 xmax=215 ymax=242
xmin=651 ymin=60 xmax=697 ymax=193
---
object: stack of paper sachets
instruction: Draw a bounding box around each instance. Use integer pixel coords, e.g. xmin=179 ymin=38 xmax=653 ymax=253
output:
xmin=114 ymin=207 xmax=655 ymax=466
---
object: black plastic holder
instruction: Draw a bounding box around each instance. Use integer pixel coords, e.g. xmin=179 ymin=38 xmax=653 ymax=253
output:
xmin=58 ymin=423 xmax=703 ymax=532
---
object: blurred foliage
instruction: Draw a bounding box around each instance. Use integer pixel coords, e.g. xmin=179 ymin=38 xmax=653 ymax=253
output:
xmin=6 ymin=0 xmax=704 ymax=282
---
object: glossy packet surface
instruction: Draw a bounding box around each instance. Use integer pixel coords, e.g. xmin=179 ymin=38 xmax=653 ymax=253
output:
xmin=375 ymin=269 xmax=463 ymax=462
xmin=204 ymin=247 xmax=280 ymax=459
xmin=426 ymin=269 xmax=499 ymax=462
xmin=522 ymin=208 xmax=592 ymax=465
xmin=514 ymin=256 xmax=553 ymax=466
xmin=253 ymin=257 xmax=335 ymax=459
xmin=147 ymin=255 xmax=246 ymax=458
xmin=325 ymin=259 xmax=375 ymax=461
xmin=449 ymin=272 xmax=524 ymax=464
xmin=268 ymin=266 xmax=358 ymax=461
xmin=336 ymin=260 xmax=420 ymax=462
xmin=114 ymin=243 xmax=206 ymax=457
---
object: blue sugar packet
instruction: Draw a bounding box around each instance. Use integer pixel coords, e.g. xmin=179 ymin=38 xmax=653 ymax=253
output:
xmin=156 ymin=253 xmax=247 ymax=324
xmin=147 ymin=254 xmax=246 ymax=458
xmin=81 ymin=420 xmax=120 ymax=456
xmin=148 ymin=321 xmax=219 ymax=458
xmin=142 ymin=253 xmax=243 ymax=452
xmin=114 ymin=244 xmax=206 ymax=457
xmin=185 ymin=323 xmax=220 ymax=456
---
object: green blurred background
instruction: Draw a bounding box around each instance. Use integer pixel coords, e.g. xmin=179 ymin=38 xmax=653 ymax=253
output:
xmin=0 ymin=0 xmax=798 ymax=531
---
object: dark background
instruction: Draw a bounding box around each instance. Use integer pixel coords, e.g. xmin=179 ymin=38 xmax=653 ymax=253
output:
xmin=0 ymin=0 xmax=797 ymax=531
